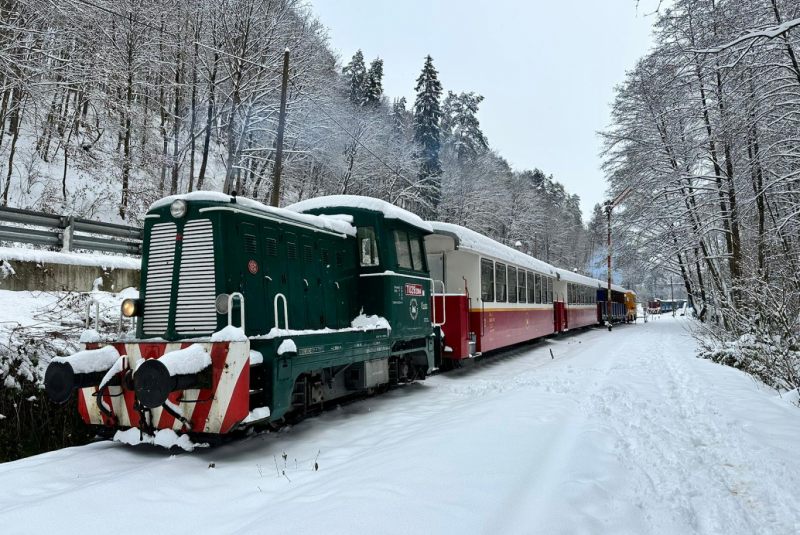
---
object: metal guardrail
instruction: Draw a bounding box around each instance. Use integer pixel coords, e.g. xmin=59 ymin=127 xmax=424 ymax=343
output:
xmin=0 ymin=206 xmax=143 ymax=256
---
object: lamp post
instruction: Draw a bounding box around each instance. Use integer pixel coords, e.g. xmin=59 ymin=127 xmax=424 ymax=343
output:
xmin=604 ymin=186 xmax=632 ymax=332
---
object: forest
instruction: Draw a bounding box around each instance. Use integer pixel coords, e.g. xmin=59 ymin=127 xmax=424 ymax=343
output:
xmin=604 ymin=0 xmax=800 ymax=389
xmin=0 ymin=0 xmax=600 ymax=273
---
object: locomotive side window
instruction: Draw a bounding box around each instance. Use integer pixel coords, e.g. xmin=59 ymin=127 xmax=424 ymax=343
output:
xmin=527 ymin=271 xmax=535 ymax=303
xmin=358 ymin=227 xmax=380 ymax=266
xmin=547 ymin=277 xmax=553 ymax=303
xmin=496 ymin=263 xmax=507 ymax=302
xmin=393 ymin=230 xmax=413 ymax=269
xmin=409 ymin=235 xmax=425 ymax=271
xmin=518 ymin=269 xmax=526 ymax=303
xmin=481 ymin=259 xmax=494 ymax=301
xmin=507 ymin=266 xmax=517 ymax=303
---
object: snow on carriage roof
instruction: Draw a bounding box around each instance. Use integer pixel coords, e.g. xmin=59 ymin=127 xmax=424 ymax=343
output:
xmin=149 ymin=192 xmax=356 ymax=236
xmin=286 ymin=195 xmax=434 ymax=233
xmin=554 ymin=267 xmax=629 ymax=293
xmin=428 ymin=222 xmax=557 ymax=275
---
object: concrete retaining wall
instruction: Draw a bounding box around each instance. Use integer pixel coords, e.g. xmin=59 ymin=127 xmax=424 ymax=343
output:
xmin=0 ymin=256 xmax=140 ymax=293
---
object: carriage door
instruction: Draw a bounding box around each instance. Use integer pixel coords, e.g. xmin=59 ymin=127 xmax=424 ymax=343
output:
xmin=300 ymin=234 xmax=324 ymax=329
xmin=261 ymin=224 xmax=285 ymax=330
xmin=241 ymin=222 xmax=266 ymax=332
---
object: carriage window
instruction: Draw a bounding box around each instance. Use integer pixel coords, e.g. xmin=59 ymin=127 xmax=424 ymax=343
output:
xmin=358 ymin=226 xmax=379 ymax=266
xmin=481 ymin=259 xmax=494 ymax=301
xmin=547 ymin=277 xmax=553 ymax=303
xmin=429 ymin=253 xmax=444 ymax=286
xmin=409 ymin=236 xmax=424 ymax=271
xmin=496 ymin=263 xmax=507 ymax=302
xmin=518 ymin=270 xmax=526 ymax=303
xmin=527 ymin=272 xmax=535 ymax=303
xmin=568 ymin=284 xmax=574 ymax=305
xmin=393 ymin=230 xmax=412 ymax=269
xmin=535 ymin=274 xmax=542 ymax=304
xmin=508 ymin=267 xmax=517 ymax=303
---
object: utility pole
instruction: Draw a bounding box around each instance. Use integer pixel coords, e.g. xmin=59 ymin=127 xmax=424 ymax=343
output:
xmin=670 ymin=274 xmax=676 ymax=317
xmin=604 ymin=186 xmax=632 ymax=332
xmin=270 ymin=49 xmax=290 ymax=208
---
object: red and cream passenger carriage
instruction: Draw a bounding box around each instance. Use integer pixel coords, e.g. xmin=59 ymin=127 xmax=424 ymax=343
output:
xmin=425 ymin=222 xmax=632 ymax=370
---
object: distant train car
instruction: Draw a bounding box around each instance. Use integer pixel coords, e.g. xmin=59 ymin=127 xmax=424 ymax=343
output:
xmin=625 ymin=291 xmax=637 ymax=322
xmin=596 ymin=284 xmax=629 ymax=324
xmin=553 ymin=269 xmax=607 ymax=330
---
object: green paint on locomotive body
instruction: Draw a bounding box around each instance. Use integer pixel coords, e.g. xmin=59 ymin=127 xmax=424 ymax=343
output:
xmin=135 ymin=197 xmax=439 ymax=423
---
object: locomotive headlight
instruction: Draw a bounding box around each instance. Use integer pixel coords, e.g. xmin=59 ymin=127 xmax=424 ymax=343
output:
xmin=215 ymin=293 xmax=230 ymax=314
xmin=121 ymin=298 xmax=142 ymax=317
xmin=170 ymin=199 xmax=188 ymax=218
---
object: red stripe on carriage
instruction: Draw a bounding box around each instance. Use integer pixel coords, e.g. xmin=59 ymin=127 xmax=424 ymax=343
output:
xmin=471 ymin=308 xmax=556 ymax=354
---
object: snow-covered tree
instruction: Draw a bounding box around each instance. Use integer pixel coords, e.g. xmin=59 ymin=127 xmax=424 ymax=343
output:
xmin=441 ymin=91 xmax=488 ymax=162
xmin=342 ymin=50 xmax=367 ymax=106
xmin=364 ymin=58 xmax=384 ymax=106
xmin=413 ymin=55 xmax=443 ymax=213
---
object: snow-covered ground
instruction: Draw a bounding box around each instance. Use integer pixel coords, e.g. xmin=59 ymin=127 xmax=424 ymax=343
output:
xmin=1 ymin=316 xmax=799 ymax=534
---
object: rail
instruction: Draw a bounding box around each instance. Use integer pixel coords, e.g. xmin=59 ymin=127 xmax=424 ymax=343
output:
xmin=0 ymin=206 xmax=143 ymax=256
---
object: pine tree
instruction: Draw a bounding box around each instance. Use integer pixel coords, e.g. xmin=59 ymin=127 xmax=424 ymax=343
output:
xmin=364 ymin=58 xmax=384 ymax=105
xmin=413 ymin=55 xmax=443 ymax=210
xmin=441 ymin=91 xmax=488 ymax=162
xmin=342 ymin=50 xmax=367 ymax=105
xmin=391 ymin=97 xmax=409 ymax=135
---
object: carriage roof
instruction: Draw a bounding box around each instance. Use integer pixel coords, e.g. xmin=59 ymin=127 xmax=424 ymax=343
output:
xmin=427 ymin=221 xmax=558 ymax=276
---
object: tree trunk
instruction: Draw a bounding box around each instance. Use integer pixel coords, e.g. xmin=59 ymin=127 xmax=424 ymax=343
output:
xmin=170 ymin=52 xmax=182 ymax=196
xmin=196 ymin=52 xmax=217 ymax=191
xmin=3 ymin=88 xmax=22 ymax=205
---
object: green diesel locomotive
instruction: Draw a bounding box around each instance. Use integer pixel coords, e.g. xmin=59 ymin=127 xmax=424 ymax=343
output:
xmin=44 ymin=193 xmax=442 ymax=439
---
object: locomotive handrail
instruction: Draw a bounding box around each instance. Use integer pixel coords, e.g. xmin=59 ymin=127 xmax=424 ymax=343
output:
xmin=85 ymin=299 xmax=100 ymax=330
xmin=274 ymin=293 xmax=289 ymax=330
xmin=227 ymin=292 xmax=245 ymax=329
xmin=431 ymin=279 xmax=446 ymax=327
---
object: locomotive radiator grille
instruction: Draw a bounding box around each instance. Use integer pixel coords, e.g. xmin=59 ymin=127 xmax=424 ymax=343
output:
xmin=175 ymin=219 xmax=217 ymax=333
xmin=142 ymin=223 xmax=177 ymax=334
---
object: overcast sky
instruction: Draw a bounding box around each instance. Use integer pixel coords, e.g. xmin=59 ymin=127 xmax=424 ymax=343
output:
xmin=310 ymin=0 xmax=660 ymax=219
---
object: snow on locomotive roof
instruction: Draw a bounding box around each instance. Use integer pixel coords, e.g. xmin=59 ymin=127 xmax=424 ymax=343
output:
xmin=286 ymin=195 xmax=434 ymax=233
xmin=428 ymin=221 xmax=557 ymax=275
xmin=149 ymin=192 xmax=356 ymax=236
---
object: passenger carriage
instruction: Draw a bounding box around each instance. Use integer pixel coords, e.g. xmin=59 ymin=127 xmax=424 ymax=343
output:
xmin=425 ymin=222 xmax=560 ymax=368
